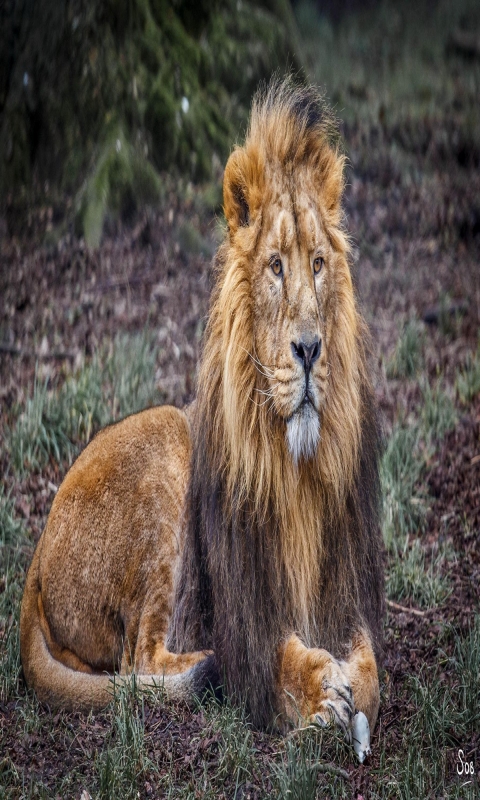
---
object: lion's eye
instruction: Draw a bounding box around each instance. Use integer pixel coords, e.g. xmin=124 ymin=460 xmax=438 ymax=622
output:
xmin=271 ymin=257 xmax=283 ymax=277
xmin=313 ymin=256 xmax=324 ymax=275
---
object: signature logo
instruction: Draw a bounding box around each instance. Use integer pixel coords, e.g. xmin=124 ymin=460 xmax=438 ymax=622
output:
xmin=456 ymin=749 xmax=475 ymax=782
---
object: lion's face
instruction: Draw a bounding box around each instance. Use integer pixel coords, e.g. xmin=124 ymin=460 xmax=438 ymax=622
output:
xmin=220 ymin=100 xmax=356 ymax=472
xmin=251 ymin=174 xmax=334 ymax=462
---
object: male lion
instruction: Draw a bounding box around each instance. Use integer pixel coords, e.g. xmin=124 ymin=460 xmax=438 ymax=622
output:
xmin=20 ymin=79 xmax=384 ymax=743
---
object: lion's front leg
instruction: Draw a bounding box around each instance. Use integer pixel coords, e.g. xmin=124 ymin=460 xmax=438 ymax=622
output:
xmin=277 ymin=634 xmax=355 ymax=738
xmin=340 ymin=629 xmax=380 ymax=731
xmin=277 ymin=629 xmax=379 ymax=738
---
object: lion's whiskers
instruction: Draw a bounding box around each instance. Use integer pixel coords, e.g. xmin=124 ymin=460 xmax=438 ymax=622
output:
xmin=254 ymin=385 xmax=279 ymax=397
xmin=243 ymin=347 xmax=277 ymax=380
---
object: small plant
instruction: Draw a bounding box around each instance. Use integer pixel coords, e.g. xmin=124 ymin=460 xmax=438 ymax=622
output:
xmin=0 ymin=554 xmax=24 ymax=701
xmin=103 ymin=331 xmax=161 ymax=420
xmin=80 ymin=127 xmax=162 ymax=249
xmin=386 ymin=539 xmax=453 ymax=609
xmin=0 ymin=485 xmax=26 ymax=548
xmin=420 ymin=380 xmax=457 ymax=445
xmin=7 ymin=369 xmax=77 ymax=474
xmin=273 ymin=736 xmax=322 ymax=800
xmin=271 ymin=730 xmax=350 ymax=800
xmin=437 ymin=293 xmax=460 ymax=338
xmin=96 ymin=678 xmax=155 ymax=800
xmin=456 ymin=344 xmax=480 ymax=403
xmin=386 ymin=320 xmax=425 ymax=379
xmin=381 ymin=424 xmax=426 ymax=550
xmin=203 ymin=698 xmax=255 ymax=794
xmin=449 ymin=616 xmax=480 ymax=733
xmin=0 ymin=487 xmax=29 ymax=702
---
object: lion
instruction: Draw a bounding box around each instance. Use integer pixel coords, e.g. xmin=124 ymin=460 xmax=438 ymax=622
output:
xmin=20 ymin=78 xmax=384 ymax=742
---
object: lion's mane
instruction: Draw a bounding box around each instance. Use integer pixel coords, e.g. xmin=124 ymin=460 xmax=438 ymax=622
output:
xmin=168 ymin=79 xmax=384 ymax=729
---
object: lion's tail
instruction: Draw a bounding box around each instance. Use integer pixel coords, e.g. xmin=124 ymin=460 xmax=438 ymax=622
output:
xmin=20 ymin=545 xmax=220 ymax=711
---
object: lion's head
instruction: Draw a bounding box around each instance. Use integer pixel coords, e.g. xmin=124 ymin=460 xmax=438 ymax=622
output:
xmin=169 ymin=78 xmax=384 ymax=729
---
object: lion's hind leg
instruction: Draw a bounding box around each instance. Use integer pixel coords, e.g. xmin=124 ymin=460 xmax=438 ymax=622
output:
xmin=134 ymin=643 xmax=211 ymax=676
xmin=37 ymin=594 xmax=95 ymax=675
xmin=121 ymin=601 xmax=210 ymax=678
xmin=119 ymin=606 xmax=217 ymax=706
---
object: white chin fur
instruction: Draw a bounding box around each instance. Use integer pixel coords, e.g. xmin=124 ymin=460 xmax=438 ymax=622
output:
xmin=286 ymin=403 xmax=320 ymax=463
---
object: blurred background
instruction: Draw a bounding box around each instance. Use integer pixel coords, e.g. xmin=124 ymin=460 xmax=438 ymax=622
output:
xmin=1 ymin=0 xmax=479 ymax=245
xmin=1 ymin=1 xmax=480 ymax=797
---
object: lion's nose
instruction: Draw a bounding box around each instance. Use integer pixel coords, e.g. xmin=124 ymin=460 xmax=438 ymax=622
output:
xmin=291 ymin=338 xmax=321 ymax=374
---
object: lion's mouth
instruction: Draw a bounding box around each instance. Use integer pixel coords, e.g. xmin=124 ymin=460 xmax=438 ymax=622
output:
xmin=286 ymin=395 xmax=320 ymax=462
xmin=299 ymin=384 xmax=317 ymax=412
xmin=285 ymin=380 xmax=319 ymax=422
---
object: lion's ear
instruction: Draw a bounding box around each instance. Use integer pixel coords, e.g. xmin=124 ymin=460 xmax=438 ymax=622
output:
xmin=321 ymin=153 xmax=345 ymax=219
xmin=223 ymin=148 xmax=251 ymax=233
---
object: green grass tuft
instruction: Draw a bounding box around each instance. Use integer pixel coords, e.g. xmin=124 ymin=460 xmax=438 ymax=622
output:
xmin=386 ymin=539 xmax=453 ymax=609
xmin=97 ymin=678 xmax=155 ymax=800
xmin=80 ymin=127 xmax=162 ymax=249
xmin=7 ymin=331 xmax=161 ymax=476
xmin=386 ymin=320 xmax=425 ymax=380
xmin=456 ymin=344 xmax=480 ymax=403
xmin=420 ymin=380 xmax=457 ymax=445
xmin=0 ymin=487 xmax=29 ymax=702
xmin=0 ymin=486 xmax=26 ymax=548
xmin=381 ymin=424 xmax=425 ymax=551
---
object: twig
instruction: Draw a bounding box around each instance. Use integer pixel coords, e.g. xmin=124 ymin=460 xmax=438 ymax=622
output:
xmin=423 ymin=300 xmax=468 ymax=325
xmin=286 ymin=724 xmax=321 ymax=739
xmin=95 ymin=270 xmax=165 ymax=293
xmin=311 ymin=762 xmax=350 ymax=780
xmin=386 ymin=599 xmax=431 ymax=617
xmin=0 ymin=343 xmax=75 ymax=360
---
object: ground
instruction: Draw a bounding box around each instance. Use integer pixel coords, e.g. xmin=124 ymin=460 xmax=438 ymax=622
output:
xmin=1 ymin=1 xmax=480 ymax=797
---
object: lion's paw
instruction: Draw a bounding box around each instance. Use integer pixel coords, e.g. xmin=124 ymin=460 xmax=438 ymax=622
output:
xmin=307 ymin=658 xmax=355 ymax=743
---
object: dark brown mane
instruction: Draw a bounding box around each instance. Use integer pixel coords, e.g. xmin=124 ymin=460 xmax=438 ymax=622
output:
xmin=168 ymin=79 xmax=384 ymax=729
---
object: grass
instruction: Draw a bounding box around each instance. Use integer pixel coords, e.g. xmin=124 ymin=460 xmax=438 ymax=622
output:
xmin=386 ymin=539 xmax=453 ymax=609
xmin=380 ymin=423 xmax=425 ymax=551
xmin=0 ymin=486 xmax=26 ymax=548
xmin=456 ymin=342 xmax=480 ymax=403
xmin=96 ymin=679 xmax=155 ymax=800
xmin=420 ymin=380 xmax=457 ymax=446
xmin=295 ymin=0 xmax=480 ymax=127
xmin=381 ymin=370 xmax=458 ymax=610
xmin=6 ymin=330 xmax=161 ymax=476
xmin=386 ymin=320 xmax=425 ymax=380
xmin=0 ymin=487 xmax=28 ymax=703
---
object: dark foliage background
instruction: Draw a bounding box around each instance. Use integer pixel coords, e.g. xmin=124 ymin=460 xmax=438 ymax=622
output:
xmin=0 ymin=0 xmax=300 ymax=193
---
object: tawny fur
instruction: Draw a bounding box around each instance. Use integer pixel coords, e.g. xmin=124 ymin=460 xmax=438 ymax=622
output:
xmin=21 ymin=78 xmax=384 ymax=732
xmin=20 ymin=407 xmax=209 ymax=710
xmin=169 ymin=78 xmax=384 ymax=728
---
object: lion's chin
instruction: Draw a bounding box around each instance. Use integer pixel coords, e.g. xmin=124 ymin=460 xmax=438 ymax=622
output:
xmin=286 ymin=401 xmax=320 ymax=464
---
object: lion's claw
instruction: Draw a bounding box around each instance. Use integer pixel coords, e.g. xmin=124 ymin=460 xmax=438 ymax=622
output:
xmin=352 ymin=711 xmax=371 ymax=763
xmin=309 ymin=660 xmax=354 ymax=743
